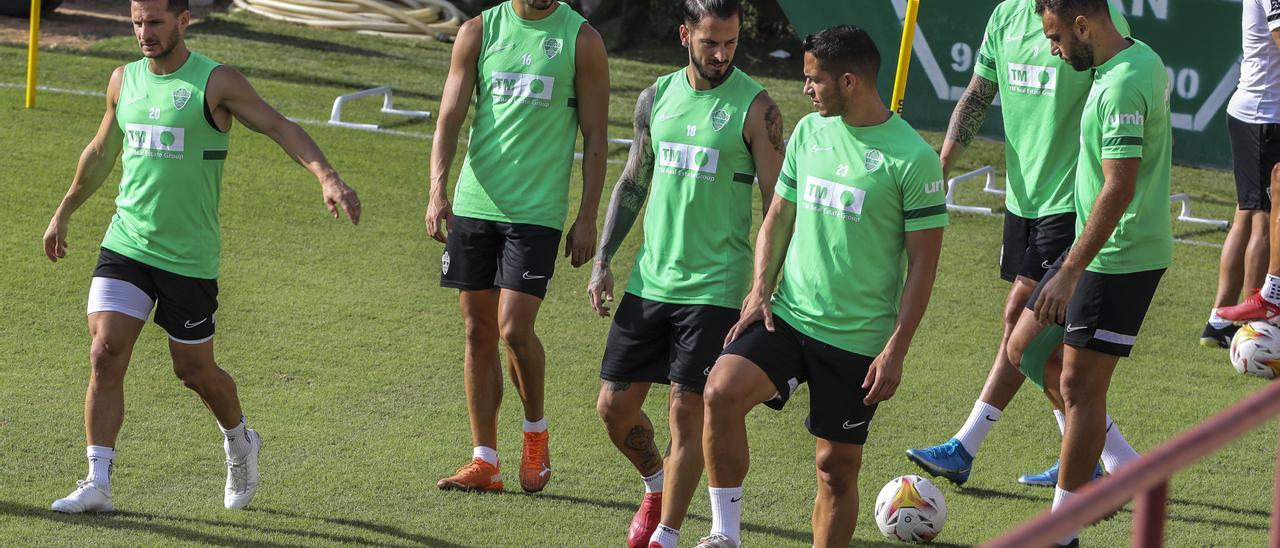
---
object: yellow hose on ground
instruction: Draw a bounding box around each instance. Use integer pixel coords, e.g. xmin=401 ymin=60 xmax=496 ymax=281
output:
xmin=231 ymin=0 xmax=466 ymax=41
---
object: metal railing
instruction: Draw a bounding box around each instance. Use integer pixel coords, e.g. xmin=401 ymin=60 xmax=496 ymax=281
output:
xmin=984 ymin=380 xmax=1280 ymax=547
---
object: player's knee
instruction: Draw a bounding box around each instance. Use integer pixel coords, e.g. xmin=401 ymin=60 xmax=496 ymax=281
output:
xmin=1005 ymin=336 xmax=1028 ymax=368
xmin=498 ymin=323 xmax=536 ymax=351
xmin=88 ymin=339 xmax=126 ymax=387
xmin=463 ymin=319 xmax=498 ymax=347
xmin=668 ymin=391 xmax=703 ymax=435
xmin=172 ymin=360 xmax=212 ymax=391
xmin=1059 ymin=369 xmax=1099 ymax=409
xmin=595 ymin=394 xmax=622 ymax=426
xmin=702 ymin=381 xmax=746 ymax=417
xmin=815 ymin=453 xmax=861 ymax=495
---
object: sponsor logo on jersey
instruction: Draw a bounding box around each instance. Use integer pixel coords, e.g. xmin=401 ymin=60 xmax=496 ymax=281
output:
xmin=491 ymin=71 xmax=554 ymax=106
xmin=172 ymin=87 xmax=191 ymax=110
xmin=925 ymin=180 xmax=945 ymax=194
xmin=802 ymin=175 xmax=865 ymax=221
xmin=1107 ymin=112 xmax=1146 ymax=126
xmin=124 ymin=123 xmax=185 ymax=159
xmin=543 ymin=38 xmax=563 ymax=59
xmin=711 ymin=108 xmax=730 ymax=132
xmin=658 ymin=141 xmax=720 ymax=180
xmin=863 ymin=149 xmax=884 ymax=172
xmin=1007 ymin=63 xmax=1057 ymax=96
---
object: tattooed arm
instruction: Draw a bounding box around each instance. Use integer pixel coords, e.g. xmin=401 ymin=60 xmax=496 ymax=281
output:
xmin=939 ymin=73 xmax=998 ymax=180
xmin=586 ymin=85 xmax=657 ymax=317
xmin=744 ymin=91 xmax=784 ymax=218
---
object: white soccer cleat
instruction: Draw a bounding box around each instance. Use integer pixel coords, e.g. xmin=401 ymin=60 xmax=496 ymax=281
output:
xmin=223 ymin=428 xmax=261 ymax=509
xmin=51 ymin=480 xmax=113 ymax=514
xmin=694 ymin=533 xmax=739 ymax=548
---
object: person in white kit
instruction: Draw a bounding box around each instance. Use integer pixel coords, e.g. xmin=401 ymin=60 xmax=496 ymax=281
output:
xmin=1204 ymin=0 xmax=1280 ymax=342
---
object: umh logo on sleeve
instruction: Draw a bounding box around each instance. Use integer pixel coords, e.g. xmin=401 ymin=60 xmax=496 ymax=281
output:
xmin=491 ymin=71 xmax=554 ymax=106
xmin=1007 ymin=63 xmax=1058 ymax=96
xmin=657 ymin=141 xmax=720 ymax=181
xmin=124 ymin=123 xmax=185 ymax=159
xmin=803 ymin=175 xmax=866 ymax=221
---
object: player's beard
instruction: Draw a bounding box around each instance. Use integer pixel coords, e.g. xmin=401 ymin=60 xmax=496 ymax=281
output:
xmin=523 ymin=0 xmax=555 ymax=9
xmin=689 ymin=52 xmax=732 ymax=87
xmin=1064 ymin=40 xmax=1095 ymax=72
xmin=142 ymin=26 xmax=180 ymax=60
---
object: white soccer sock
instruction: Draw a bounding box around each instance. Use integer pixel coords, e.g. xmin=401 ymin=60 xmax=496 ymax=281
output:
xmin=86 ymin=445 xmax=115 ymax=492
xmin=523 ymin=417 xmax=548 ymax=433
xmin=1052 ymin=486 xmax=1079 ymax=545
xmin=1053 ymin=409 xmax=1066 ymax=435
xmin=1100 ymin=415 xmax=1140 ymax=473
xmin=954 ymin=400 xmax=1002 ymax=456
xmin=1208 ymin=310 xmax=1233 ymax=329
xmin=1264 ymin=274 xmax=1280 ymax=305
xmin=642 ymin=468 xmax=665 ymax=493
xmin=220 ymin=417 xmax=251 ymax=460
xmin=473 ymin=446 xmax=499 ymax=466
xmin=649 ymin=523 xmax=680 ymax=548
xmin=709 ymin=486 xmax=744 ymax=544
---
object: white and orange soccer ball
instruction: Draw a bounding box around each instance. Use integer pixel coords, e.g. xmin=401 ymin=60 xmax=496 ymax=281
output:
xmin=874 ymin=474 xmax=947 ymax=544
xmin=1229 ymin=322 xmax=1280 ymax=379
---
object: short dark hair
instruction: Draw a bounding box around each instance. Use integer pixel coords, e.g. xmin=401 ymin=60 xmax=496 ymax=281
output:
xmin=1034 ymin=0 xmax=1110 ymax=18
xmin=802 ymin=25 xmax=881 ymax=81
xmin=683 ymin=0 xmax=743 ymax=27
xmin=133 ymin=0 xmax=189 ymax=14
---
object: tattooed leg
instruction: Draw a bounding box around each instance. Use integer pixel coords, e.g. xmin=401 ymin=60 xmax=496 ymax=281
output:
xmin=596 ymin=381 xmax=662 ymax=475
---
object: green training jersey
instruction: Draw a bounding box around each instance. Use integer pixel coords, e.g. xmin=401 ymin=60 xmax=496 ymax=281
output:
xmin=452 ymin=1 xmax=586 ymax=230
xmin=102 ymin=52 xmax=229 ymax=279
xmin=773 ymin=113 xmax=948 ymax=357
xmin=974 ymin=0 xmax=1129 ymax=219
xmin=1076 ymin=39 xmax=1173 ymax=274
xmin=624 ymin=68 xmax=765 ymax=308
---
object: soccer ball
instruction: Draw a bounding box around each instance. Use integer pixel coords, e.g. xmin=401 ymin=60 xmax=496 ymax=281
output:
xmin=1229 ymin=322 xmax=1280 ymax=379
xmin=874 ymin=475 xmax=947 ymax=543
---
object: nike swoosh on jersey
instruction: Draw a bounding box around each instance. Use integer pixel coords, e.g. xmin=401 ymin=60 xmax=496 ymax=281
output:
xmin=657 ymin=112 xmax=681 ymax=122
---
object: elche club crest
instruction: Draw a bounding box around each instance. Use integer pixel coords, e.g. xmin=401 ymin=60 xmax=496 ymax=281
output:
xmin=542 ymin=38 xmax=563 ymax=59
xmin=441 ymin=251 xmax=451 ymax=275
xmin=863 ymin=149 xmax=884 ymax=172
xmin=172 ymin=87 xmax=191 ymax=110
xmin=710 ymin=109 xmax=730 ymax=132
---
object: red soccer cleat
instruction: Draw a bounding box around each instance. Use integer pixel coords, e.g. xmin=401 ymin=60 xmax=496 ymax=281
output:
xmin=627 ymin=492 xmax=662 ymax=548
xmin=1217 ymin=289 xmax=1280 ymax=323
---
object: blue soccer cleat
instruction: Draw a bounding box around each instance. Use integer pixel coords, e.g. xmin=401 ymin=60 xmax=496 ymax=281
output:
xmin=1017 ymin=460 xmax=1104 ymax=487
xmin=905 ymin=438 xmax=973 ymax=486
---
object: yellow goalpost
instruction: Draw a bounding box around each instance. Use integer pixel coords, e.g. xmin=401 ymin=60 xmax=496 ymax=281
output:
xmin=890 ymin=0 xmax=920 ymax=114
xmin=25 ymin=0 xmax=42 ymax=109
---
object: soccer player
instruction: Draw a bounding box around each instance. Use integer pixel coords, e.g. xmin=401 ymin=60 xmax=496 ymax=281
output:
xmin=42 ymin=0 xmax=361 ymax=513
xmin=1210 ymin=0 xmax=1280 ymax=329
xmin=695 ymin=26 xmax=947 ymax=548
xmin=586 ymin=1 xmax=783 ymax=545
xmin=905 ymin=0 xmax=1138 ymax=489
xmin=1007 ymin=1 xmax=1173 ymax=544
xmin=426 ymin=0 xmax=609 ymax=493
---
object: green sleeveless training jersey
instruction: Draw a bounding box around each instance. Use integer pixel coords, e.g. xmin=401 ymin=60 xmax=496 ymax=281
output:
xmin=102 ymin=51 xmax=229 ymax=279
xmin=453 ymin=1 xmax=586 ymax=230
xmin=625 ymin=68 xmax=765 ymax=308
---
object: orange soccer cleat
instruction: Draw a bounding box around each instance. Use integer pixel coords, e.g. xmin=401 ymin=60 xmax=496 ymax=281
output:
xmin=437 ymin=458 xmax=504 ymax=492
xmin=520 ymin=430 xmax=551 ymax=493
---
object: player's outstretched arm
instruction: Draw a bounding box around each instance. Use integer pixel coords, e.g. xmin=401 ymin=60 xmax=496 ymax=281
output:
xmin=1034 ymin=157 xmax=1139 ymax=324
xmin=586 ymin=85 xmax=656 ymax=317
xmin=744 ymin=91 xmax=784 ymax=217
xmin=939 ymin=73 xmax=997 ymax=180
xmin=864 ymin=227 xmax=944 ymax=405
xmin=566 ymin=24 xmax=610 ymax=268
xmin=44 ymin=67 xmax=126 ymax=262
xmin=724 ymin=193 xmax=796 ymax=346
xmin=212 ymin=66 xmax=360 ymax=225
xmin=427 ymin=16 xmax=482 ymax=243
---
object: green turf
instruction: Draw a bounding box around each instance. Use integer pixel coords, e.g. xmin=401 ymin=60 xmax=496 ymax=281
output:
xmin=0 ymin=10 xmax=1273 ymax=547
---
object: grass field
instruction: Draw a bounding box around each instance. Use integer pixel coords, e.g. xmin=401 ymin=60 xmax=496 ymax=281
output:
xmin=0 ymin=9 xmax=1274 ymax=547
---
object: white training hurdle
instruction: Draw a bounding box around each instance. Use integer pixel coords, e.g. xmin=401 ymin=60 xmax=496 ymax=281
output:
xmin=328 ymin=86 xmax=430 ymax=131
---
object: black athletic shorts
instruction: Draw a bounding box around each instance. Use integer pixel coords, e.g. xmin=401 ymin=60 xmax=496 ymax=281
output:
xmin=93 ymin=247 xmax=219 ymax=343
xmin=599 ymin=294 xmax=740 ymax=393
xmin=1227 ymin=113 xmax=1280 ymax=211
xmin=722 ymin=318 xmax=878 ymax=445
xmin=1028 ymin=253 xmax=1165 ymax=358
xmin=1000 ymin=211 xmax=1076 ymax=282
xmin=440 ymin=215 xmax=562 ymax=299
